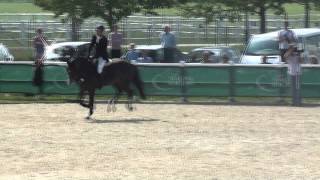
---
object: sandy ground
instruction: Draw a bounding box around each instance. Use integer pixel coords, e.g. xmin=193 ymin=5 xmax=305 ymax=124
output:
xmin=0 ymin=103 xmax=320 ymax=179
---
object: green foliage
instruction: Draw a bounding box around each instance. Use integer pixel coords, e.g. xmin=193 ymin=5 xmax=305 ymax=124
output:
xmin=179 ymin=1 xmax=240 ymax=24
xmin=138 ymin=0 xmax=178 ymax=15
xmin=179 ymin=0 xmax=288 ymax=33
xmin=34 ymin=0 xmax=91 ymax=21
xmin=33 ymin=0 xmax=176 ymax=29
xmin=0 ymin=2 xmax=46 ymax=13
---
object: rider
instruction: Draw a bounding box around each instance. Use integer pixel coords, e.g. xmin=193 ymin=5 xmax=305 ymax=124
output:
xmin=87 ymin=25 xmax=109 ymax=88
xmin=88 ymin=25 xmax=109 ymax=74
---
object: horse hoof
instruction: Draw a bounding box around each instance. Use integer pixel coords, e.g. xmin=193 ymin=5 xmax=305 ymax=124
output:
xmin=112 ymin=106 xmax=117 ymax=112
xmin=127 ymin=106 xmax=133 ymax=112
xmin=85 ymin=116 xmax=91 ymax=120
xmin=107 ymin=105 xmax=112 ymax=113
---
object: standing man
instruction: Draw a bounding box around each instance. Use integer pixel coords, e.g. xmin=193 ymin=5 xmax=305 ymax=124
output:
xmin=160 ymin=25 xmax=176 ymax=63
xmin=109 ymin=24 xmax=123 ymax=58
xmin=32 ymin=28 xmax=48 ymax=94
xmin=283 ymin=28 xmax=302 ymax=106
xmin=88 ymin=25 xmax=109 ymax=74
xmin=278 ymin=20 xmax=295 ymax=63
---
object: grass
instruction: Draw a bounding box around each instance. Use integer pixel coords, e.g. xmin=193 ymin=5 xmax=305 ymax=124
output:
xmin=0 ymin=3 xmax=47 ymax=13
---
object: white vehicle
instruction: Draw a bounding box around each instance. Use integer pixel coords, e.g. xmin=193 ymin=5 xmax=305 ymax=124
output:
xmin=0 ymin=43 xmax=14 ymax=61
xmin=241 ymin=28 xmax=320 ymax=64
xmin=45 ymin=41 xmax=90 ymax=61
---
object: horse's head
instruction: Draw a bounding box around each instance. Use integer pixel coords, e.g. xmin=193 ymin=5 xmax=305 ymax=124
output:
xmin=57 ymin=46 xmax=83 ymax=83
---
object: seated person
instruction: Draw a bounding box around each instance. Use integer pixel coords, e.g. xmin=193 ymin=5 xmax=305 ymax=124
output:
xmin=137 ymin=50 xmax=153 ymax=63
xmin=309 ymin=56 xmax=319 ymax=64
xmin=201 ymin=51 xmax=215 ymax=63
xmin=222 ymin=54 xmax=230 ymax=64
xmin=260 ymin=55 xmax=271 ymax=64
xmin=124 ymin=43 xmax=139 ymax=62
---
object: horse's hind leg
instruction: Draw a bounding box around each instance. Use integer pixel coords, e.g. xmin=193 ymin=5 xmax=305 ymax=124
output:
xmin=107 ymin=86 xmax=121 ymax=112
xmin=124 ymin=87 xmax=134 ymax=111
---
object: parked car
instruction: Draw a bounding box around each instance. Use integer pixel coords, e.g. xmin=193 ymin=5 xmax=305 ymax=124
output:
xmin=241 ymin=28 xmax=320 ymax=64
xmin=188 ymin=47 xmax=240 ymax=63
xmin=126 ymin=45 xmax=189 ymax=63
xmin=45 ymin=42 xmax=90 ymax=61
xmin=0 ymin=43 xmax=14 ymax=61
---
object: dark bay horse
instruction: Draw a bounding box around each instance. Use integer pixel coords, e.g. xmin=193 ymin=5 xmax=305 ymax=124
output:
xmin=62 ymin=47 xmax=146 ymax=119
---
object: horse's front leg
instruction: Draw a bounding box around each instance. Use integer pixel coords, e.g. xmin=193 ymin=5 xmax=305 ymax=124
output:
xmin=86 ymin=89 xmax=96 ymax=119
xmin=79 ymin=88 xmax=90 ymax=108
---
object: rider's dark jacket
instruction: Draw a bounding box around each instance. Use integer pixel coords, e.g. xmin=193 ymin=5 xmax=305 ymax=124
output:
xmin=88 ymin=35 xmax=109 ymax=61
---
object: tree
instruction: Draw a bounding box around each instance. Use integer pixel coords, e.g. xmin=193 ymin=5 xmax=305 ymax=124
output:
xmin=93 ymin=0 xmax=180 ymax=26
xmin=138 ymin=0 xmax=179 ymax=15
xmin=34 ymin=0 xmax=92 ymax=41
xmin=224 ymin=0 xmax=288 ymax=33
xmin=290 ymin=0 xmax=320 ymax=28
xmin=179 ymin=0 xmax=240 ymax=24
xmin=179 ymin=0 xmax=287 ymax=33
xmin=34 ymin=0 xmax=176 ymax=34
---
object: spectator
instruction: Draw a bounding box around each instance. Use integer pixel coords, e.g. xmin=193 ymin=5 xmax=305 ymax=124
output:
xmin=260 ymin=55 xmax=271 ymax=64
xmin=108 ymin=24 xmax=123 ymax=58
xmin=202 ymin=51 xmax=214 ymax=63
xmin=160 ymin=25 xmax=176 ymax=63
xmin=32 ymin=28 xmax=48 ymax=94
xmin=278 ymin=20 xmax=297 ymax=63
xmin=33 ymin=28 xmax=48 ymax=64
xmin=222 ymin=54 xmax=230 ymax=64
xmin=124 ymin=43 xmax=139 ymax=62
xmin=137 ymin=50 xmax=153 ymax=63
xmin=284 ymin=39 xmax=302 ymax=106
xmin=190 ymin=54 xmax=197 ymax=63
xmin=309 ymin=56 xmax=319 ymax=64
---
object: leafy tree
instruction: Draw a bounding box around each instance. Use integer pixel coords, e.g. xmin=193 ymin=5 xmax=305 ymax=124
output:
xmin=289 ymin=0 xmax=320 ymax=28
xmin=34 ymin=0 xmax=92 ymax=40
xmin=34 ymin=0 xmax=177 ymax=37
xmin=179 ymin=0 xmax=240 ymax=24
xmin=224 ymin=0 xmax=288 ymax=33
xmin=138 ymin=0 xmax=179 ymax=15
xmin=179 ymin=0 xmax=288 ymax=33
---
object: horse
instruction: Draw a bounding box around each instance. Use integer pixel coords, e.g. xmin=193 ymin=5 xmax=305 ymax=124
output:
xmin=61 ymin=47 xmax=146 ymax=119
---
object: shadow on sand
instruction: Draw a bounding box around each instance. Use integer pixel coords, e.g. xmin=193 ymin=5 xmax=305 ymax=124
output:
xmin=88 ymin=118 xmax=162 ymax=124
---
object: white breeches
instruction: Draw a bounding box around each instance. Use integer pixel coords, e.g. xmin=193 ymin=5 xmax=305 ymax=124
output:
xmin=97 ymin=57 xmax=106 ymax=74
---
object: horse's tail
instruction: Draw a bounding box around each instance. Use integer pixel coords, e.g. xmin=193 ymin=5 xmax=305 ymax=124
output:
xmin=133 ymin=67 xmax=146 ymax=100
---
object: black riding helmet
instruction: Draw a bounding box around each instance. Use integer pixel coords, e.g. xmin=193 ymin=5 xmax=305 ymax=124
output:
xmin=96 ymin=25 xmax=105 ymax=31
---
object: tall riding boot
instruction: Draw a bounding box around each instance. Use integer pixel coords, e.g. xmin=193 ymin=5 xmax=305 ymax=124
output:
xmin=97 ymin=74 xmax=103 ymax=89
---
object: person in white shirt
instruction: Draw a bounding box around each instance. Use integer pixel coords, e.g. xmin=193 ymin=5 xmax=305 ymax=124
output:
xmin=160 ymin=25 xmax=176 ymax=63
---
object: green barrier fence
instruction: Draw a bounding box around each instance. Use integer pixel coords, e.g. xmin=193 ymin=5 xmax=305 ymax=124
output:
xmin=1 ymin=62 xmax=320 ymax=99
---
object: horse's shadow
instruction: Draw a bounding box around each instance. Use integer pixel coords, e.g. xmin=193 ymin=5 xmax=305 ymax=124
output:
xmin=88 ymin=118 xmax=162 ymax=124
